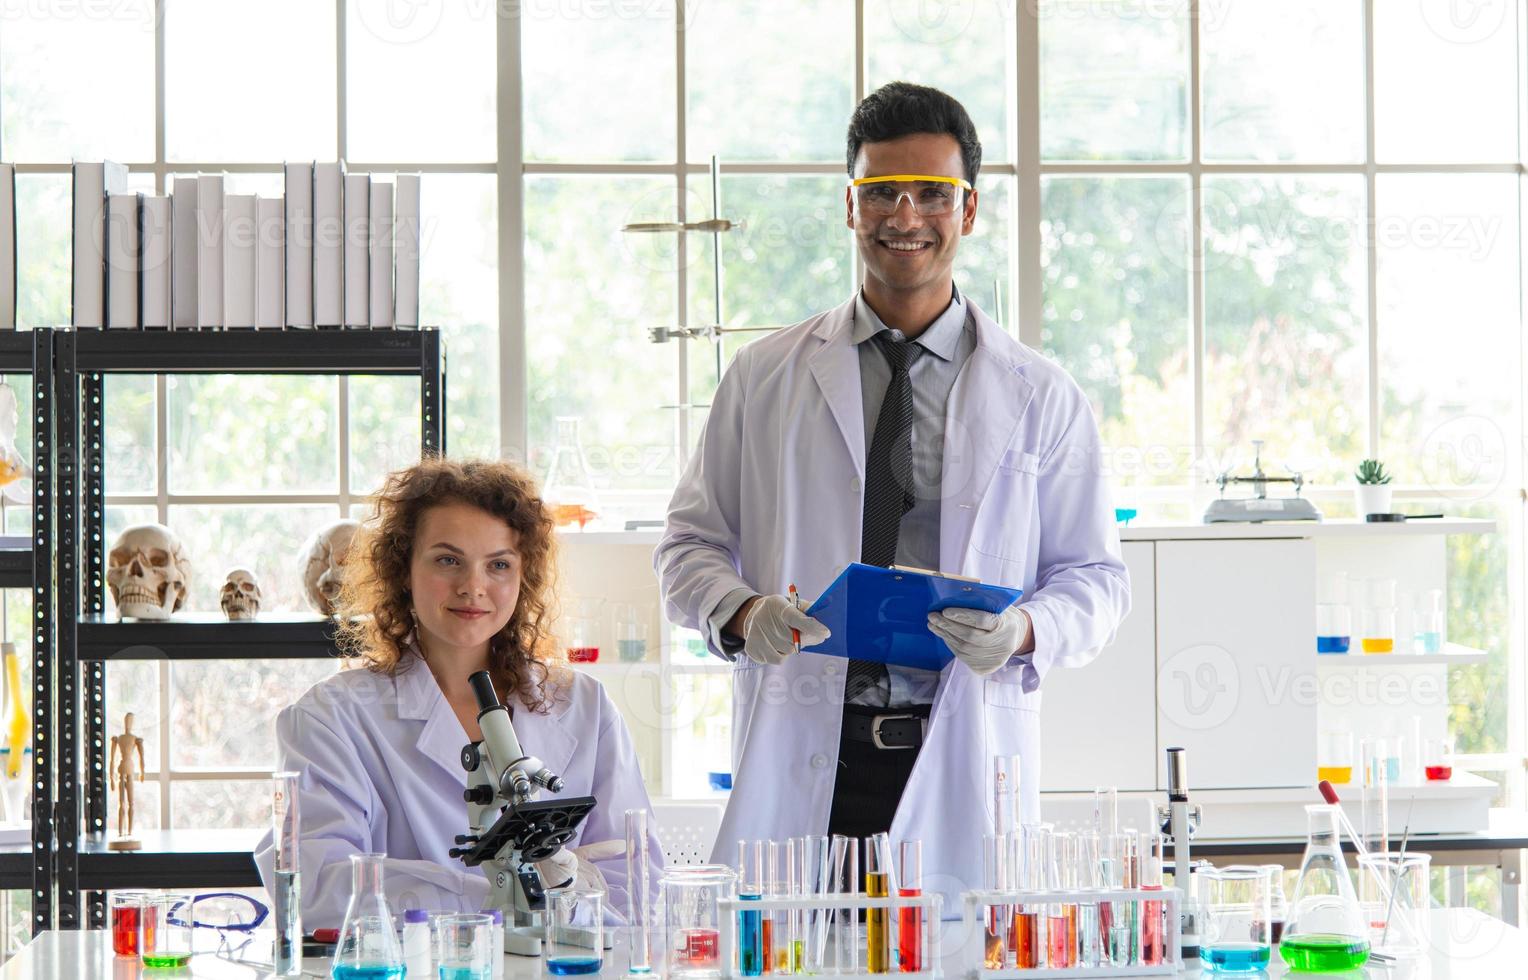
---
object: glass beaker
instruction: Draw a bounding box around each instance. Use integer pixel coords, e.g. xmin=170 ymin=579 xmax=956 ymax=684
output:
xmin=1413 ymin=589 xmax=1444 ymax=654
xmin=435 ymin=913 xmax=493 ymax=979
xmin=545 ymin=889 xmax=604 ymax=976
xmin=661 ymin=864 xmax=736 ymax=979
xmin=1260 ymin=865 xmax=1289 ymax=944
xmin=140 ymin=893 xmax=196 ymax=969
xmin=543 ymin=416 xmax=600 ymax=527
xmin=1360 ymin=578 xmax=1397 ymax=654
xmin=1317 ymin=731 xmax=1354 ymax=786
xmin=111 ymin=891 xmax=152 ymax=956
xmin=332 ymin=853 xmax=405 ymax=979
xmin=1316 ymin=572 xmax=1352 ymax=653
xmin=615 ymin=604 xmax=649 ymax=662
xmin=566 ymin=612 xmax=599 ymax=664
xmin=1424 ymin=737 xmax=1455 ymax=781
xmin=1358 ymin=852 xmax=1431 ymax=958
xmin=1199 ymin=866 xmax=1272 ymax=972
xmin=1280 ymin=805 xmax=1370 ymax=972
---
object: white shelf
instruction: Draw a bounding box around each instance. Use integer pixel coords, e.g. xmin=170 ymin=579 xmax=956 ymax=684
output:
xmin=1120 ymin=517 xmax=1495 ymax=541
xmin=555 ymin=528 xmax=662 ymax=545
xmin=1315 ymin=643 xmax=1491 ymax=666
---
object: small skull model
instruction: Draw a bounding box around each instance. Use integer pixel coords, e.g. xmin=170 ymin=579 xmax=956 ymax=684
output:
xmin=299 ymin=519 xmax=362 ymax=617
xmin=107 ymin=524 xmax=190 ymax=621
xmin=219 ymin=567 xmax=262 ymax=621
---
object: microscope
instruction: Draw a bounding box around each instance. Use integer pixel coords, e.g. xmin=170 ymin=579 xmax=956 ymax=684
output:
xmin=1156 ymin=747 xmax=1206 ymax=961
xmin=450 ymin=670 xmax=606 ymax=956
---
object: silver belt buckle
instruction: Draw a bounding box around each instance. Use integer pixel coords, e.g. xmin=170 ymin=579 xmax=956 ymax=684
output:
xmin=871 ymin=713 xmax=925 ymax=750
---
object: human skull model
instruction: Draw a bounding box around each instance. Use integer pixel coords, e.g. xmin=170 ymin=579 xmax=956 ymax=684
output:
xmin=107 ymin=524 xmax=190 ymax=621
xmin=219 ymin=567 xmax=262 ymax=621
xmin=299 ymin=519 xmax=361 ymax=617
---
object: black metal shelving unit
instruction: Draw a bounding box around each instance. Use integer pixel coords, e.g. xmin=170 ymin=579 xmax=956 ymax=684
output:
xmin=49 ymin=328 xmax=445 ymax=931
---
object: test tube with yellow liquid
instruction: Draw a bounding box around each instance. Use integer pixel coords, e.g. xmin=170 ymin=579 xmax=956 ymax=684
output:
xmin=865 ymin=834 xmax=894 ymax=973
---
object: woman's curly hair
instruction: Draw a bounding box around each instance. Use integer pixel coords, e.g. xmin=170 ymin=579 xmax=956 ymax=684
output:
xmin=335 ymin=456 xmax=562 ymax=713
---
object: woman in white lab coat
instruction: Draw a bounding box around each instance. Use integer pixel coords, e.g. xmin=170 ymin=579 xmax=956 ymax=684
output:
xmin=255 ymin=458 xmax=665 ymax=928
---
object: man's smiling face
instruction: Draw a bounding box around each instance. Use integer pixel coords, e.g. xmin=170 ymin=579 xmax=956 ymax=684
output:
xmin=846 ymin=132 xmax=978 ymax=297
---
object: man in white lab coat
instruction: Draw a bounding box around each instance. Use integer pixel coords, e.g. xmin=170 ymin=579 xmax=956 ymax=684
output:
xmin=656 ymin=82 xmax=1129 ymax=900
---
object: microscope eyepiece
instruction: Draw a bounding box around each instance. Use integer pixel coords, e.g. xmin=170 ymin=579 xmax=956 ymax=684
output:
xmin=468 ymin=670 xmax=500 ymax=711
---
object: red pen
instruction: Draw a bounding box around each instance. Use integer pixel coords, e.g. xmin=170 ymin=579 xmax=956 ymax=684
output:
xmin=788 ymin=584 xmax=801 ymax=651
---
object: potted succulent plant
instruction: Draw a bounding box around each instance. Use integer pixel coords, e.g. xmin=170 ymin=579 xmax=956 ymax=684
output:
xmin=1354 ymin=459 xmax=1393 ymax=517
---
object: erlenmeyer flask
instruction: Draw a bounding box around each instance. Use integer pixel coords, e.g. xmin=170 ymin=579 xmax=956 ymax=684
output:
xmin=543 ymin=416 xmax=600 ymax=528
xmin=332 ymin=852 xmax=405 ymax=979
xmin=1281 ymin=805 xmax=1370 ymax=972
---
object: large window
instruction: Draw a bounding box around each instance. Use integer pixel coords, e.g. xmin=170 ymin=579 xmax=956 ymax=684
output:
xmin=0 ymin=0 xmax=498 ymax=846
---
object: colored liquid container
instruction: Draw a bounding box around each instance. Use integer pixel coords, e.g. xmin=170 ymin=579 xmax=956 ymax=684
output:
xmin=1360 ymin=637 xmax=1394 ymax=654
xmin=567 ymin=646 xmax=599 ymax=663
xmin=546 ymin=958 xmax=603 ymax=976
xmin=1203 ymin=942 xmax=1271 ymax=972
xmin=1426 ymin=765 xmax=1453 ymax=781
xmin=1317 ymin=635 xmax=1350 ymax=654
xmin=1279 ymin=935 xmax=1370 ymax=972
xmin=1316 ymin=766 xmax=1352 ymax=785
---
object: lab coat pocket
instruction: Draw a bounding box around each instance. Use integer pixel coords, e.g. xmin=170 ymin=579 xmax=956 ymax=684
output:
xmin=971 ymin=449 xmax=1041 ymax=565
xmin=984 ymin=677 xmax=1040 ymax=712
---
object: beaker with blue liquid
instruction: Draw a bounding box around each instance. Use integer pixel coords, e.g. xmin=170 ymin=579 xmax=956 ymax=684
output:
xmin=1198 ymin=866 xmax=1272 ymax=973
xmin=1316 ymin=573 xmax=1351 ymax=654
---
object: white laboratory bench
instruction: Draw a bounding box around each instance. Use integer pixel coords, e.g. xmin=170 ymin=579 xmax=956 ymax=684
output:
xmin=4 ymin=909 xmax=1522 ymax=979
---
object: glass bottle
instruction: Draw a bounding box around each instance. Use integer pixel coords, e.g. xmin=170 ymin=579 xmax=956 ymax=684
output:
xmin=1280 ymin=805 xmax=1370 ymax=972
xmin=332 ymin=852 xmax=405 ymax=979
xmin=1360 ymin=578 xmax=1397 ymax=654
xmin=1413 ymin=589 xmax=1444 ymax=654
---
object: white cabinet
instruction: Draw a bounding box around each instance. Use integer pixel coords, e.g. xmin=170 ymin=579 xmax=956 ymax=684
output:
xmin=1153 ymin=539 xmax=1317 ymax=790
xmin=1038 ymin=542 xmax=1157 ymax=791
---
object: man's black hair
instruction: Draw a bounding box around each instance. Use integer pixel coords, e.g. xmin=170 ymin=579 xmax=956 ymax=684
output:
xmin=846 ymin=81 xmax=983 ymax=186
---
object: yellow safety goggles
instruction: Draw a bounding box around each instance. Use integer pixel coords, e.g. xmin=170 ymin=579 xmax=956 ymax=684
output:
xmin=850 ymin=174 xmax=973 ymax=217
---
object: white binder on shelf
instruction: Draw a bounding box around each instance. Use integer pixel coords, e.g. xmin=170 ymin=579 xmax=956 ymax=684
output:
xmin=72 ymin=160 xmax=128 ymax=327
xmin=170 ymin=176 xmax=199 ymax=329
xmin=368 ymin=179 xmax=394 ymax=329
xmin=343 ymin=172 xmax=370 ymax=328
xmin=196 ymin=174 xmax=225 ymax=328
xmin=394 ymin=174 xmax=421 ymax=328
xmin=256 ymin=196 xmax=285 ymax=329
xmin=105 ymin=192 xmax=141 ymax=329
xmin=284 ymin=161 xmax=314 ymax=328
xmin=222 ymin=193 xmax=257 ymax=329
xmin=140 ymin=196 xmax=172 ymax=329
xmin=313 ymin=161 xmax=345 ymax=328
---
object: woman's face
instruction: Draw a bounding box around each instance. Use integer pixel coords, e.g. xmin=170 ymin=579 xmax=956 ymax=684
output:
xmin=407 ymin=502 xmax=522 ymax=660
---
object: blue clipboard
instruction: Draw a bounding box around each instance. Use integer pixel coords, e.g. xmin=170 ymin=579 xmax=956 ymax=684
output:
xmin=801 ymin=563 xmax=1024 ymax=671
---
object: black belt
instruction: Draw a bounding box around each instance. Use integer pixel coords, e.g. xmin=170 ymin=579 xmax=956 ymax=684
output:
xmin=842 ymin=704 xmax=931 ymax=750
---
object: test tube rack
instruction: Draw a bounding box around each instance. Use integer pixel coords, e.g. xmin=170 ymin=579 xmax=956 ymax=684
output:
xmin=715 ymin=892 xmax=944 ymax=980
xmin=960 ymin=887 xmax=1182 ymax=980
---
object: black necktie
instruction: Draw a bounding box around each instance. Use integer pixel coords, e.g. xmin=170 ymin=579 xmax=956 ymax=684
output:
xmin=846 ymin=332 xmax=921 ymax=705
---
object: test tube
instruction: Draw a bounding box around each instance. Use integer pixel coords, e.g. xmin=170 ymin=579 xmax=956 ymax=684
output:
xmin=625 ymin=809 xmax=653 ymax=975
xmin=799 ymin=835 xmax=831 ymax=974
xmin=865 ymin=834 xmax=895 ymax=973
xmin=896 ymin=841 xmax=923 ymax=973
xmin=993 ymin=755 xmax=1015 ymax=837
xmin=1044 ymin=831 xmax=1071 ymax=969
xmin=1013 ymin=829 xmax=1041 ymax=969
xmin=1102 ymin=832 xmax=1136 ymax=966
xmin=1092 ymin=786 xmax=1118 ymax=837
xmin=738 ymin=841 xmax=766 ymax=976
xmin=830 ymin=834 xmax=859 ymax=974
xmin=271 ymin=771 xmax=302 ymax=977
xmin=1140 ymin=833 xmax=1166 ymax=966
xmin=1077 ymin=832 xmax=1104 ymax=968
xmin=775 ymin=839 xmax=797 ymax=973
xmin=982 ymin=834 xmax=1011 ymax=969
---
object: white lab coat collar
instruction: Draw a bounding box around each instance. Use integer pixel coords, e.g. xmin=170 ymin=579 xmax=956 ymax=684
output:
xmin=808 ymin=291 xmax=1034 ymax=493
xmin=394 ymin=654 xmax=578 ymax=787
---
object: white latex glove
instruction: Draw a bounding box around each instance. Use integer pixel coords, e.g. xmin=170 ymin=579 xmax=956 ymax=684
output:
xmin=741 ymin=594 xmax=831 ymax=666
xmin=926 ymin=606 xmax=1031 ymax=677
xmin=535 ymin=839 xmax=625 ymax=891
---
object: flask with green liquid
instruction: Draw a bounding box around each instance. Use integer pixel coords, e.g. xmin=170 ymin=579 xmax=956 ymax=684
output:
xmin=1280 ymin=805 xmax=1371 ymax=972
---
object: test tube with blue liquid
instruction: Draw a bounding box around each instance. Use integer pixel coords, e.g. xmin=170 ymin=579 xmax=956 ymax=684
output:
xmin=737 ymin=840 xmax=766 ymax=976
